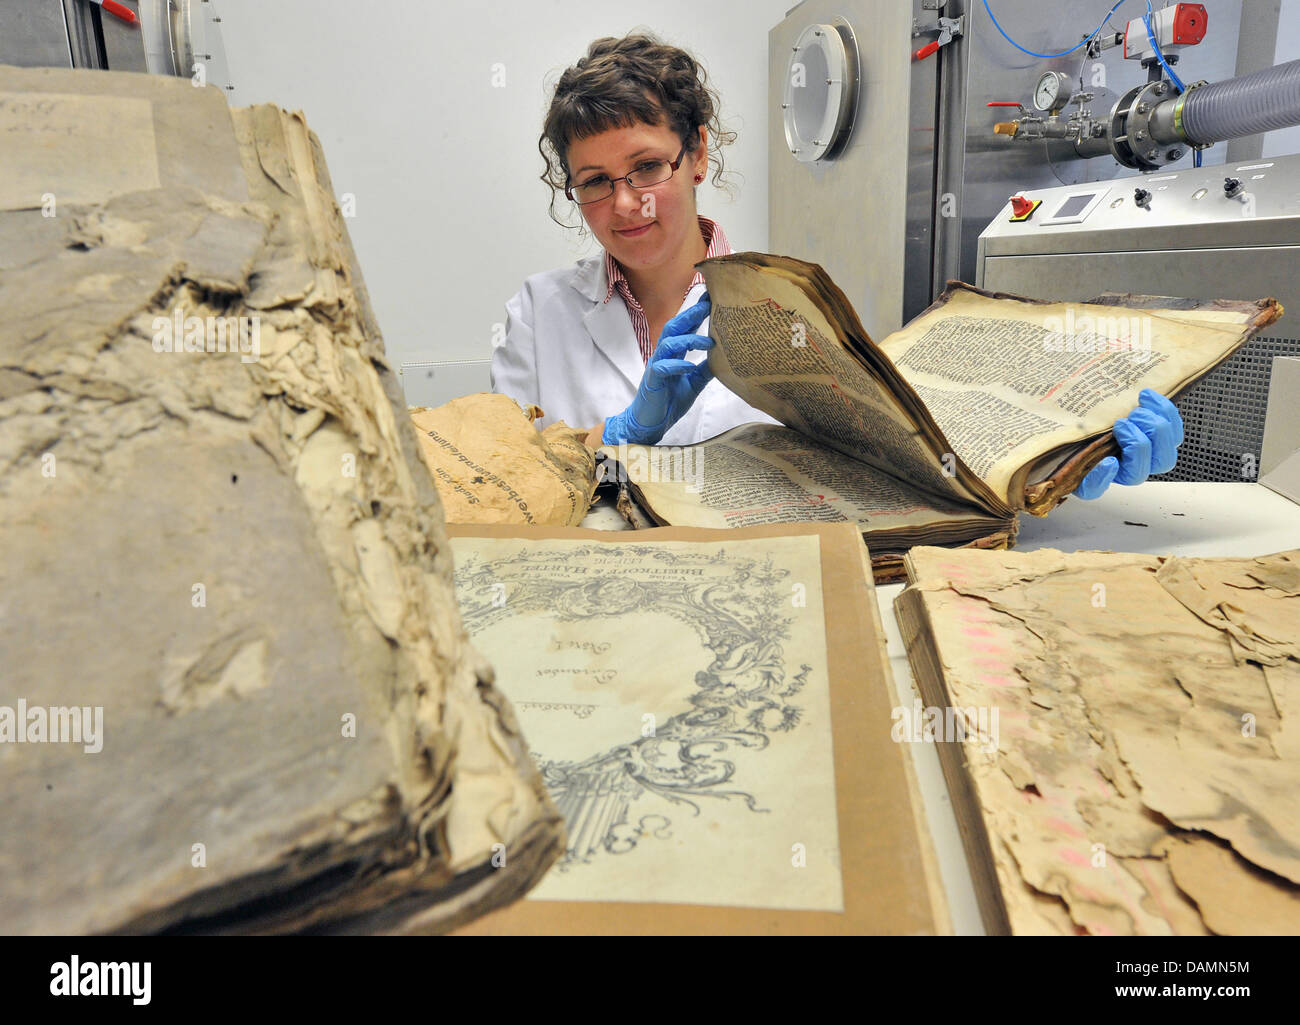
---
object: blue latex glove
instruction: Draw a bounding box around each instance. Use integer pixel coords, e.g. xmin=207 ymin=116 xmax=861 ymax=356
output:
xmin=1073 ymin=389 xmax=1184 ymax=500
xmin=602 ymin=293 xmax=715 ymax=446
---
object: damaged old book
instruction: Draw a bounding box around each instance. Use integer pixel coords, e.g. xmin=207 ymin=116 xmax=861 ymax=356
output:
xmin=409 ymin=392 xmax=598 ymax=527
xmin=443 ymin=522 xmax=949 ymax=934
xmin=601 ymin=253 xmax=1282 ymax=581
xmin=0 ymin=66 xmax=563 ymax=933
xmin=894 ymin=544 xmax=1300 ymax=935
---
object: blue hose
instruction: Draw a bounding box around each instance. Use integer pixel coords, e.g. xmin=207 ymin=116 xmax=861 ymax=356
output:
xmin=983 ymin=0 xmax=1130 ymax=59
xmin=1144 ymin=2 xmax=1186 ymax=92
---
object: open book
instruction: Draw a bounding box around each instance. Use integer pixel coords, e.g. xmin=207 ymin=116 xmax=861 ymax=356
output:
xmin=444 ymin=522 xmax=949 ymax=935
xmin=601 ymin=254 xmax=1282 ymax=580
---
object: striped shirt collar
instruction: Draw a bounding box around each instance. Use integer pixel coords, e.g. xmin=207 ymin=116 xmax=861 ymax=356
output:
xmin=602 ymin=215 xmax=730 ymax=305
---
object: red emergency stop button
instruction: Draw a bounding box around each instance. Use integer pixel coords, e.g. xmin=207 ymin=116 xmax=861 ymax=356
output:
xmin=1009 ymin=195 xmax=1041 ymax=221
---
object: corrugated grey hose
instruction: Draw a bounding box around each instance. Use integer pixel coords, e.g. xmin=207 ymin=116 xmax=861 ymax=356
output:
xmin=1181 ymin=58 xmax=1300 ymax=144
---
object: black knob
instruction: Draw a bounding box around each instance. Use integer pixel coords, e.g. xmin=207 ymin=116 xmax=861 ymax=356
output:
xmin=1224 ymin=177 xmax=1243 ymax=197
xmin=1134 ymin=188 xmax=1151 ymax=208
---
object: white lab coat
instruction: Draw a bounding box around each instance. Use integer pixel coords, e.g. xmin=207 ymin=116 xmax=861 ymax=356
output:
xmin=491 ymin=254 xmax=779 ymax=446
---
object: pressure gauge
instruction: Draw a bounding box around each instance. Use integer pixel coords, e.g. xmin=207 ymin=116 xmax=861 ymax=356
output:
xmin=1033 ymin=71 xmax=1073 ymax=113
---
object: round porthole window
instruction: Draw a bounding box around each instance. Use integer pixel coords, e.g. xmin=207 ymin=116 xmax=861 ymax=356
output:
xmin=782 ymin=19 xmax=860 ymax=163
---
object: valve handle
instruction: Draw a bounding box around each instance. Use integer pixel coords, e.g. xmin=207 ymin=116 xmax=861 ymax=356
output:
xmin=101 ymin=0 xmax=137 ymax=24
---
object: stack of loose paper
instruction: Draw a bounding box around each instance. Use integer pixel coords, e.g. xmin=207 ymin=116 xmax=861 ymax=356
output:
xmin=0 ymin=67 xmax=562 ymax=933
xmin=895 ymin=545 xmax=1300 ymax=935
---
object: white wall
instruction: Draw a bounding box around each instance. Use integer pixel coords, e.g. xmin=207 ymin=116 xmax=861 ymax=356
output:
xmin=1263 ymin=0 xmax=1300 ymax=157
xmin=206 ymin=0 xmax=1300 ymax=396
xmin=214 ymin=0 xmax=795 ymax=388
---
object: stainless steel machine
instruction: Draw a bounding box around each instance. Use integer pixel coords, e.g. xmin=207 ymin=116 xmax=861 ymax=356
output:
xmin=769 ymin=0 xmax=1298 ymax=337
xmin=1 ymin=0 xmax=232 ymax=93
xmin=771 ymin=0 xmax=1300 ymax=482
xmin=978 ymin=151 xmax=1300 ymax=482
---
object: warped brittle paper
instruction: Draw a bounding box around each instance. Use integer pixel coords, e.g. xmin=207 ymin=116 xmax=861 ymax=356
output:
xmin=699 ymin=254 xmax=1280 ymax=516
xmin=0 ymin=67 xmax=561 ymax=934
xmin=895 ymin=545 xmax=1300 ymax=935
xmin=410 ymin=393 xmax=597 ymax=527
xmin=604 ymin=255 xmax=1279 ymax=584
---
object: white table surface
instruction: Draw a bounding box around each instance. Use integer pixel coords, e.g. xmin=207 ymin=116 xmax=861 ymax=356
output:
xmin=581 ymin=483 xmax=1300 ymax=933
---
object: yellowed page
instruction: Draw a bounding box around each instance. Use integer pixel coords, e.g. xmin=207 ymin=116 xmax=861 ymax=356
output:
xmin=0 ymin=91 xmax=160 ymax=209
xmin=450 ymin=522 xmax=946 ymax=935
xmin=878 ymin=289 xmax=1259 ymax=499
xmin=409 ymin=393 xmax=596 ymax=527
xmin=600 ymin=425 xmax=1000 ymax=538
xmin=703 ymin=261 xmax=983 ymax=508
xmin=449 ymin=532 xmax=844 ymax=911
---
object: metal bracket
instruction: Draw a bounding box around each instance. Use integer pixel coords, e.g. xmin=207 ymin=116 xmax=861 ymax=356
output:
xmin=913 ymin=14 xmax=964 ymax=58
xmin=936 ymin=15 xmax=965 ymax=44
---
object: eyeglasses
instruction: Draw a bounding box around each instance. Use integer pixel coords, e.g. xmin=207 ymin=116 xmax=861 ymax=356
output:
xmin=565 ymin=144 xmax=688 ymax=205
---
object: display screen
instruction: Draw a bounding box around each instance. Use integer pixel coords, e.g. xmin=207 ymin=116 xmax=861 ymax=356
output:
xmin=1053 ymin=193 xmax=1095 ymax=218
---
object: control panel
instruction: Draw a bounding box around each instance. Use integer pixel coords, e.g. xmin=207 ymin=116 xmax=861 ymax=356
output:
xmin=990 ymin=154 xmax=1300 ymax=237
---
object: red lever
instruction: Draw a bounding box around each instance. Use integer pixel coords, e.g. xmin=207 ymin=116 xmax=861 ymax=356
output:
xmin=986 ymin=101 xmax=1023 ymax=107
xmin=914 ymin=40 xmax=941 ymax=60
xmin=1010 ymin=195 xmax=1036 ymax=218
xmin=103 ymin=0 xmax=136 ymax=22
xmin=89 ymin=0 xmax=138 ymax=24
xmin=104 ymin=0 xmax=135 ymax=21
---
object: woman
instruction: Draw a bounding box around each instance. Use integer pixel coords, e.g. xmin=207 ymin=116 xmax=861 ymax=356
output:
xmin=490 ymin=33 xmax=776 ymax=450
xmin=491 ymin=33 xmax=1181 ymax=497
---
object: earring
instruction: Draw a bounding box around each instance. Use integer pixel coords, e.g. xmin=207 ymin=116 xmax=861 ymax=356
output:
xmin=694 ymin=173 xmax=704 ymax=183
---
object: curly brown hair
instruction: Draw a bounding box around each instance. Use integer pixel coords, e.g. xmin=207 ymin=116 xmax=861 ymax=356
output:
xmin=538 ymin=32 xmax=738 ymax=233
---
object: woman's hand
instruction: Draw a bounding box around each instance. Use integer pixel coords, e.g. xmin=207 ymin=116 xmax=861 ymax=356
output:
xmin=1073 ymin=389 xmax=1184 ymax=499
xmin=601 ymin=294 xmax=715 ymax=446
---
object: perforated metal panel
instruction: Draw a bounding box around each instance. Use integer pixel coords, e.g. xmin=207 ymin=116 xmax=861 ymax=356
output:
xmin=1157 ymin=336 xmax=1300 ymax=481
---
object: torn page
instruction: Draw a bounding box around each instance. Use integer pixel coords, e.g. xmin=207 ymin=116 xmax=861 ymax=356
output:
xmin=895 ymin=545 xmax=1300 ymax=935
